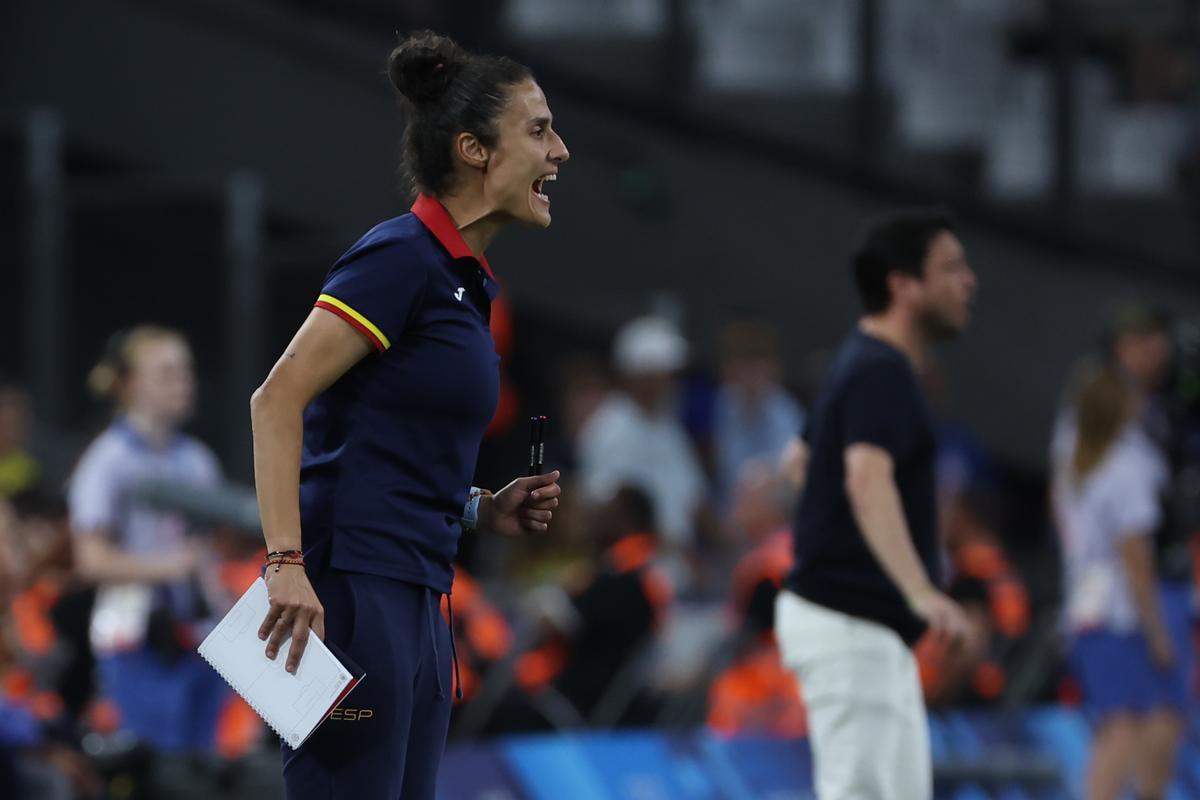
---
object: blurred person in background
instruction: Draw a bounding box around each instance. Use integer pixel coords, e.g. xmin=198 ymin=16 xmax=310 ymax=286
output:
xmin=441 ymin=566 xmax=513 ymax=704
xmin=929 ymin=501 xmax=1030 ymax=707
xmin=1 ymin=495 xmax=100 ymax=800
xmin=1052 ymin=306 xmax=1193 ymax=799
xmin=713 ymin=317 xmax=804 ymax=512
xmin=776 ymin=209 xmax=976 ymax=800
xmin=918 ymin=360 xmax=1028 ymax=708
xmin=576 ymin=315 xmax=709 ymax=568
xmin=511 ymin=485 xmax=672 ymax=728
xmin=1052 ymin=362 xmax=1184 ymax=800
xmin=250 ymin=31 xmax=565 ymax=800
xmin=0 ymin=378 xmax=41 ymax=498
xmin=68 ymin=326 xmax=230 ymax=754
xmin=545 ymin=353 xmax=612 ymax=473
xmin=1105 ymin=308 xmax=1193 ymax=592
xmin=5 ymin=490 xmax=97 ymax=722
xmin=707 ymin=460 xmax=805 ymax=737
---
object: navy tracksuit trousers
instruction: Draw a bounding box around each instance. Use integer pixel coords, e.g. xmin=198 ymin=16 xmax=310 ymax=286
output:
xmin=282 ymin=568 xmax=454 ymax=799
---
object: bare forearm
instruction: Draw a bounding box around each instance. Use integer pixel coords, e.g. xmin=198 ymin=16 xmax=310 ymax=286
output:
xmin=251 ymin=390 xmax=304 ymax=553
xmin=76 ymin=537 xmax=181 ymax=584
xmin=849 ymin=478 xmax=934 ymax=601
xmin=1120 ymin=536 xmax=1168 ymax=639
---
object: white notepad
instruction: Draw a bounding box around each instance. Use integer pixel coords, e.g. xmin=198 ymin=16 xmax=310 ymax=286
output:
xmin=198 ymin=577 xmax=364 ymax=749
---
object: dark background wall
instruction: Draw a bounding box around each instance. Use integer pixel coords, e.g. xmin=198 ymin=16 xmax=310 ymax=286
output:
xmin=3 ymin=0 xmax=1197 ymax=474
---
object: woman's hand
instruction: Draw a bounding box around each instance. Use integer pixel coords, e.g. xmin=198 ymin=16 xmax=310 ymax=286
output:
xmin=258 ymin=564 xmax=325 ymax=673
xmin=480 ymin=470 xmax=561 ymax=537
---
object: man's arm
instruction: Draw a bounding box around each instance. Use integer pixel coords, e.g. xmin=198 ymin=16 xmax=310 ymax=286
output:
xmin=844 ymin=443 xmax=970 ymax=644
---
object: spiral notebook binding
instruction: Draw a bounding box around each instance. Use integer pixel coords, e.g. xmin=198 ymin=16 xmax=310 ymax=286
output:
xmin=197 ymin=648 xmax=296 ymax=745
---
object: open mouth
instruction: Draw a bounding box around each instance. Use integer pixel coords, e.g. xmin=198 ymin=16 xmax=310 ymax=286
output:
xmin=531 ymin=173 xmax=556 ymax=205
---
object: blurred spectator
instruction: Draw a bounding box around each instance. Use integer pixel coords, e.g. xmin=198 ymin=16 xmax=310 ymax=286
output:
xmin=0 ymin=496 xmax=101 ymax=800
xmin=545 ymin=354 xmax=612 ymax=473
xmin=712 ymin=318 xmax=803 ymax=512
xmin=1052 ymin=307 xmax=1195 ymax=796
xmin=0 ymin=379 xmax=41 ymax=498
xmin=5 ymin=490 xmax=97 ymax=721
xmin=512 ymin=486 xmax=673 ymax=728
xmin=923 ymin=359 xmax=997 ymax=511
xmin=706 ymin=461 xmax=805 ymax=737
xmin=442 ymin=567 xmax=514 ymax=703
xmin=1052 ymin=362 xmax=1185 ymax=800
xmin=577 ymin=315 xmax=709 ymax=550
xmin=915 ymin=360 xmax=1028 ymax=708
xmin=68 ymin=326 xmax=231 ymax=754
xmin=915 ymin=508 xmax=1031 ymax=708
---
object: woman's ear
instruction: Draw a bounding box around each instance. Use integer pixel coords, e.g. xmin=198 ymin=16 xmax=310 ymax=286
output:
xmin=455 ymin=132 xmax=490 ymax=170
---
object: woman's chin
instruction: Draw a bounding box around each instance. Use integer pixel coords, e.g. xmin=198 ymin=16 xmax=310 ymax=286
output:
xmin=521 ymin=203 xmax=552 ymax=228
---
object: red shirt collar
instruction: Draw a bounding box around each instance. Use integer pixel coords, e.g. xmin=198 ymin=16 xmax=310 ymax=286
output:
xmin=411 ymin=193 xmax=495 ymax=280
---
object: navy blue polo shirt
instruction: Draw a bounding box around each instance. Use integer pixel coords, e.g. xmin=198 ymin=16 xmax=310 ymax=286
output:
xmin=784 ymin=328 xmax=939 ymax=645
xmin=298 ymin=194 xmax=500 ymax=593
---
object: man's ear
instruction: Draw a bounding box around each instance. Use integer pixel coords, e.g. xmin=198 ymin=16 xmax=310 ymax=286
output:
xmin=455 ymin=132 xmax=489 ymax=170
xmin=885 ymin=269 xmax=916 ymax=307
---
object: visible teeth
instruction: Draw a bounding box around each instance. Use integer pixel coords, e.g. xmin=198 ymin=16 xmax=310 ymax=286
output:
xmin=533 ymin=174 xmax=554 ymax=204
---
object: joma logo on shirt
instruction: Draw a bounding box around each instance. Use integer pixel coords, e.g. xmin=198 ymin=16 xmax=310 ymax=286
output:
xmin=454 ymin=287 xmax=465 ymax=301
xmin=328 ymin=708 xmax=374 ymax=721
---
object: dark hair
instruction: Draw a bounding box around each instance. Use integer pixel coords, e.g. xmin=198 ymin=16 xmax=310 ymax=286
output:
xmin=1108 ymin=303 xmax=1172 ymax=345
xmin=851 ymin=208 xmax=956 ymax=314
xmin=612 ymin=485 xmax=657 ymax=534
xmin=719 ymin=315 xmax=782 ymax=364
xmin=11 ymin=487 xmax=68 ymax=521
xmin=387 ymin=31 xmax=533 ymax=197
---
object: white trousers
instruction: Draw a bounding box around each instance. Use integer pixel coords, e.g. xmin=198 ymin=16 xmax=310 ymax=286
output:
xmin=775 ymin=590 xmax=931 ymax=800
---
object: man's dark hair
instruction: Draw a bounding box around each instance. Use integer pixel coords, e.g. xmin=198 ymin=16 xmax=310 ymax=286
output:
xmin=851 ymin=209 xmax=956 ymax=314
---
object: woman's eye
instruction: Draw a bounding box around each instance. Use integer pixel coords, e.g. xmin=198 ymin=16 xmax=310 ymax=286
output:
xmin=532 ymin=128 xmax=545 ymax=138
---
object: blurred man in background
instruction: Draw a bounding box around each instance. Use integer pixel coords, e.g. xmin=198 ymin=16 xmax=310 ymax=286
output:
xmin=776 ymin=209 xmax=976 ymax=800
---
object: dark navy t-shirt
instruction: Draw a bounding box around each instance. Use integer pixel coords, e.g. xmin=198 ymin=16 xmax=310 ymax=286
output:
xmin=785 ymin=328 xmax=939 ymax=644
xmin=299 ymin=195 xmax=500 ymax=593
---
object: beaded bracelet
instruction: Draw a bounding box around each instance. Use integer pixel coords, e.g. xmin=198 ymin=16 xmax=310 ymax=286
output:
xmin=266 ymin=549 xmax=304 ymax=561
xmin=265 ymin=551 xmax=305 ymax=573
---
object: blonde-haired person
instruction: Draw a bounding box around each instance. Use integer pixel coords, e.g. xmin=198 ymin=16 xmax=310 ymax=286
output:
xmin=1052 ymin=362 xmax=1180 ymax=800
xmin=69 ymin=326 xmax=229 ymax=752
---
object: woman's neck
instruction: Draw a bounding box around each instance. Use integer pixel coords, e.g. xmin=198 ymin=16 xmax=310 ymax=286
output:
xmin=123 ymin=410 xmax=174 ymax=448
xmin=438 ymin=191 xmax=506 ymax=258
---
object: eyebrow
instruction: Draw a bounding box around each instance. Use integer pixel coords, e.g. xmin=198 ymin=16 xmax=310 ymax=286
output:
xmin=530 ymin=116 xmax=552 ymax=128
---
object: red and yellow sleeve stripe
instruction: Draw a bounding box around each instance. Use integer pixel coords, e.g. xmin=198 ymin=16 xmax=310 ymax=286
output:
xmin=314 ymin=294 xmax=391 ymax=351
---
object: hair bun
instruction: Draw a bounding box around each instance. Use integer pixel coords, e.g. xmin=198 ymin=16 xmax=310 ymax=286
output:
xmin=388 ymin=31 xmax=466 ymax=105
